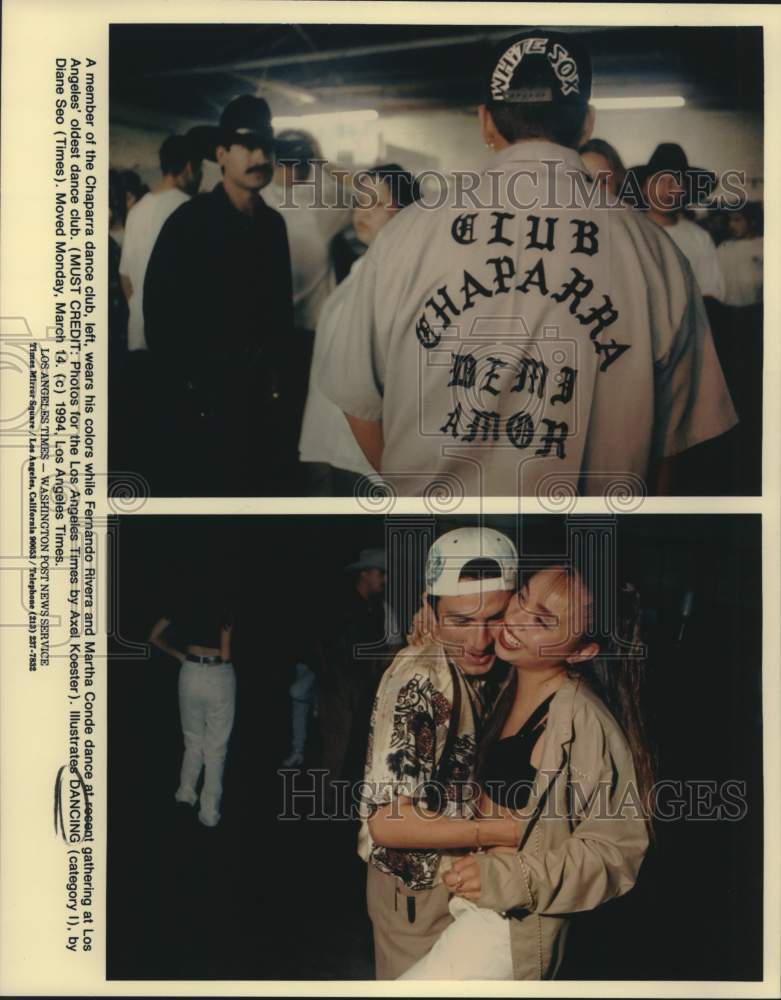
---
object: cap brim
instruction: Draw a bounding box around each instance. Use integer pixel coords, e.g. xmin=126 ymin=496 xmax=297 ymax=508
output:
xmin=224 ymin=128 xmax=275 ymax=150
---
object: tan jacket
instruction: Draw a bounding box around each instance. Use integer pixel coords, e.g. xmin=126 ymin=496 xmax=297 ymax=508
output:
xmin=475 ymin=674 xmax=650 ymax=980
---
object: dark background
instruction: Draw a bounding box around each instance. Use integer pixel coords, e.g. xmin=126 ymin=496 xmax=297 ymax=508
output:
xmin=111 ymin=24 xmax=763 ymax=123
xmin=107 ymin=513 xmax=763 ymax=981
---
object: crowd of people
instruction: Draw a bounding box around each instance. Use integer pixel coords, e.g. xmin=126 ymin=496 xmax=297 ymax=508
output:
xmin=108 ymin=28 xmax=761 ymax=500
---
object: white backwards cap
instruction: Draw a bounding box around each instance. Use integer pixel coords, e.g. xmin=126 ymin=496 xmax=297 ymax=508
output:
xmin=425 ymin=527 xmax=518 ymax=596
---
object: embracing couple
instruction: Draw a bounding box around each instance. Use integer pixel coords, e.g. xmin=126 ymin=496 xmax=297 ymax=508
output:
xmin=358 ymin=526 xmax=653 ymax=980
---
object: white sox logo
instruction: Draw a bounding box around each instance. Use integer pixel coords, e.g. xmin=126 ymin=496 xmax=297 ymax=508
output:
xmin=491 ymin=37 xmax=581 ymax=101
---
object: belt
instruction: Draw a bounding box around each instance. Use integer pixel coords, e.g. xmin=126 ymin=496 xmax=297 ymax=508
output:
xmin=185 ymin=655 xmax=223 ymax=665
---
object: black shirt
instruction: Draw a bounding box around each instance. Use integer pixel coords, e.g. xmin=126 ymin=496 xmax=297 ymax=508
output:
xmin=166 ymin=597 xmax=232 ymax=651
xmin=144 ymin=182 xmax=293 ymax=402
xmin=481 ymin=694 xmax=554 ymax=810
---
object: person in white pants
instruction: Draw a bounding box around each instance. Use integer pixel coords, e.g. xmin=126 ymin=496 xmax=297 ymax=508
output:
xmin=150 ymin=612 xmax=236 ymax=827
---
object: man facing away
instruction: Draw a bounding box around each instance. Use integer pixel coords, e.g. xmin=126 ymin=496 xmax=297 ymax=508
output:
xmin=358 ymin=526 xmax=518 ymax=978
xmin=119 ymin=134 xmax=202 ymax=353
xmin=320 ymin=30 xmax=737 ymax=498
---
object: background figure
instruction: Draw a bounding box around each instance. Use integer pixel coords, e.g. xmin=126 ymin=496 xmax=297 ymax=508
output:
xmin=717 ymin=203 xmax=763 ymax=308
xmin=149 ymin=587 xmax=236 ymax=828
xmin=299 ymin=164 xmax=422 ymax=496
xmin=266 ymin=130 xmax=354 ymax=486
xmin=578 ymin=137 xmax=626 ymax=197
xmin=319 ymin=548 xmax=389 ymax=793
xmin=705 ymin=202 xmax=764 ymax=493
xmin=281 ymin=546 xmax=405 ymax=769
xmin=281 ymin=661 xmax=319 ymax=768
xmin=119 ymin=134 xmax=202 ymax=354
xmin=111 ymin=169 xmax=150 ymax=246
xmin=634 ymin=142 xmax=725 ymax=302
xmin=113 ymin=136 xmax=202 ymax=482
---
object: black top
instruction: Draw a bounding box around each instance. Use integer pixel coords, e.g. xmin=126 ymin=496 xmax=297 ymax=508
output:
xmin=166 ymin=596 xmax=232 ymax=651
xmin=481 ymin=694 xmax=555 ymax=810
xmin=144 ymin=182 xmax=293 ymax=403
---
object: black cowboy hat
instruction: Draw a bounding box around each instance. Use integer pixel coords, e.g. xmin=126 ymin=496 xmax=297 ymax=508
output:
xmin=186 ymin=96 xmax=275 ymax=163
xmin=628 ymin=142 xmax=717 ymax=206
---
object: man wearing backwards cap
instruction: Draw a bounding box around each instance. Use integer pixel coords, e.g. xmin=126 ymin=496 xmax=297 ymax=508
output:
xmin=321 ymin=30 xmax=737 ymax=498
xmin=144 ymin=95 xmax=294 ymax=496
xmin=358 ymin=526 xmax=521 ymax=979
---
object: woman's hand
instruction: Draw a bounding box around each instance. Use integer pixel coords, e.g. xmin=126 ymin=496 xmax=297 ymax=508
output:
xmin=443 ymin=854 xmax=482 ymax=901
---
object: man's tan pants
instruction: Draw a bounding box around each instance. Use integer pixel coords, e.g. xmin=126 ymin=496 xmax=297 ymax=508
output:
xmin=366 ymin=863 xmax=454 ymax=980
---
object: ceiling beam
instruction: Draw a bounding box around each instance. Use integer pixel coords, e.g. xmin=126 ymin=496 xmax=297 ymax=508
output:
xmin=145 ymin=29 xmax=520 ymax=77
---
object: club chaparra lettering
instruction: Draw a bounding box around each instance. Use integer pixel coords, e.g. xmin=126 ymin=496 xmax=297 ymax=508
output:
xmin=416 ymin=211 xmax=625 ymax=371
xmin=414 ymin=211 xmax=628 ymax=461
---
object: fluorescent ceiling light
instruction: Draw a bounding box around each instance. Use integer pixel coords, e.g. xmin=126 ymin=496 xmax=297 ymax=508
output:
xmin=272 ymin=109 xmax=379 ymax=129
xmin=592 ymin=96 xmax=686 ymax=110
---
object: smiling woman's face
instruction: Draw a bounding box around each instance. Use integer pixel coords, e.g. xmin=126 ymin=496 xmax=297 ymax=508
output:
xmin=495 ymin=569 xmax=596 ymax=670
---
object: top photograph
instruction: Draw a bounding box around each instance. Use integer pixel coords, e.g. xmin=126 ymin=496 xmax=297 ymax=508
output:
xmin=108 ymin=22 xmax=763 ymax=499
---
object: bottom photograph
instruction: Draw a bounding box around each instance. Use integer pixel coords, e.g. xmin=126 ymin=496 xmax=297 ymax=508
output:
xmin=107 ymin=513 xmax=762 ymax=983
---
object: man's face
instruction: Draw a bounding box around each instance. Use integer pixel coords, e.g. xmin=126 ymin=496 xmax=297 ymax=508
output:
xmin=362 ymin=567 xmax=386 ymax=595
xmin=645 ymin=170 xmax=686 ymax=215
xmin=216 ymin=140 xmax=273 ymax=192
xmin=728 ymin=212 xmax=749 ymax=239
xmin=431 ymin=589 xmax=511 ymax=676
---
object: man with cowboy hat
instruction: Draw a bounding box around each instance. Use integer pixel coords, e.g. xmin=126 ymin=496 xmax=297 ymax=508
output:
xmin=631 ymin=141 xmax=725 ymax=301
xmin=144 ymin=95 xmax=294 ymax=496
xmin=317 ymin=547 xmax=391 ymax=789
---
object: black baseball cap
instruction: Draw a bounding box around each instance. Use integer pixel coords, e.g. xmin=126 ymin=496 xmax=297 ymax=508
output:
xmin=219 ymin=95 xmax=275 ymax=152
xmin=275 ymin=129 xmax=320 ymax=163
xmin=485 ymin=30 xmax=592 ymax=107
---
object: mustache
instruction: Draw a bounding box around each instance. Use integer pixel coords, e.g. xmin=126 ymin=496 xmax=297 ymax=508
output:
xmin=246 ymin=164 xmax=272 ymax=176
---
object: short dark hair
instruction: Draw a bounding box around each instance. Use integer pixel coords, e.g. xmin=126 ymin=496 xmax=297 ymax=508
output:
xmin=159 ymin=135 xmax=198 ymax=176
xmin=427 ymin=558 xmax=503 ymax=615
xmin=365 ymin=163 xmax=422 ymax=209
xmin=118 ymin=169 xmax=148 ymax=202
xmin=488 ymin=101 xmax=589 ymax=150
